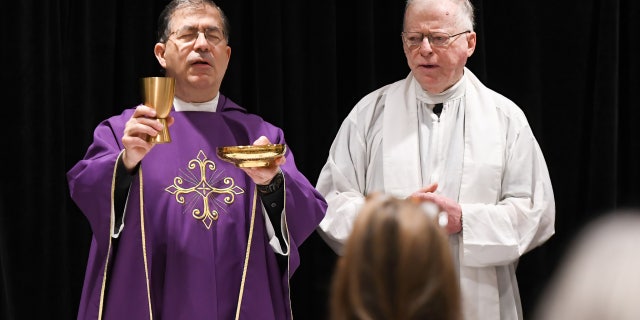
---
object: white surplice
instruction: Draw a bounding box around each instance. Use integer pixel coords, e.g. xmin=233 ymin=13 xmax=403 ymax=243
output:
xmin=316 ymin=68 xmax=555 ymax=320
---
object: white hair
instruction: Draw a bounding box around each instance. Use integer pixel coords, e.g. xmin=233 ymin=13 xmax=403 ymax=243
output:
xmin=404 ymin=0 xmax=475 ymax=31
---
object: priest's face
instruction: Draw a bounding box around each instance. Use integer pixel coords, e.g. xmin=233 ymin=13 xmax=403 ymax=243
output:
xmin=402 ymin=0 xmax=476 ymax=94
xmin=154 ymin=4 xmax=231 ymax=102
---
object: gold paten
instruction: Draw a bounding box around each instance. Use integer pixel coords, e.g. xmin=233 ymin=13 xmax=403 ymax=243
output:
xmin=216 ymin=144 xmax=286 ymax=168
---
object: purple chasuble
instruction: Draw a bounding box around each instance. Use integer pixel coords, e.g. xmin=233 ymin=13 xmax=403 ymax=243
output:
xmin=67 ymin=95 xmax=327 ymax=320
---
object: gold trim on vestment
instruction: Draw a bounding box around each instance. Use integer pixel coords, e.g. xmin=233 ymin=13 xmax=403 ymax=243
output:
xmin=97 ymin=152 xmax=154 ymax=320
xmin=98 ymin=152 xmax=122 ymax=319
xmin=139 ymin=168 xmax=153 ymax=320
xmin=282 ymin=177 xmax=294 ymax=320
xmin=235 ymin=187 xmax=258 ymax=320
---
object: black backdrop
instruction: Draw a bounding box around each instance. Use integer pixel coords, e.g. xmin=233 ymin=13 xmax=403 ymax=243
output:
xmin=1 ymin=0 xmax=639 ymax=319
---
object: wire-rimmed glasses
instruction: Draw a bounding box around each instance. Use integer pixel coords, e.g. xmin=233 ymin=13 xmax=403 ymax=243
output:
xmin=167 ymin=26 xmax=226 ymax=46
xmin=401 ymin=30 xmax=470 ymax=50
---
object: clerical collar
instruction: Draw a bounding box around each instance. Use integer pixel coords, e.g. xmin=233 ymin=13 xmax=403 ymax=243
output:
xmin=173 ymin=93 xmax=219 ymax=112
xmin=415 ymin=72 xmax=467 ymax=105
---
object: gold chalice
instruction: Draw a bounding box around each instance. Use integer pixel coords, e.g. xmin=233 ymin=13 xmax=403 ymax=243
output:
xmin=141 ymin=77 xmax=175 ymax=143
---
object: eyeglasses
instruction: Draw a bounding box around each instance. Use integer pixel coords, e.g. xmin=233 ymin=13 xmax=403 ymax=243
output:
xmin=168 ymin=27 xmax=226 ymax=46
xmin=401 ymin=30 xmax=470 ymax=50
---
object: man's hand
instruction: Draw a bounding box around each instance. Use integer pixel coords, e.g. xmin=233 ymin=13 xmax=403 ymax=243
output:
xmin=121 ymin=104 xmax=175 ymax=172
xmin=240 ymin=136 xmax=286 ymax=185
xmin=408 ymin=182 xmax=463 ymax=234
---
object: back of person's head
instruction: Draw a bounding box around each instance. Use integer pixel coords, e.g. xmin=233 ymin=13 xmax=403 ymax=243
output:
xmin=157 ymin=0 xmax=230 ymax=43
xmin=330 ymin=194 xmax=461 ymax=320
xmin=534 ymin=210 xmax=640 ymax=320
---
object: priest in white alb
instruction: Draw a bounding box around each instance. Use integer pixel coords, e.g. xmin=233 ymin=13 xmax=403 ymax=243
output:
xmin=315 ymin=1 xmax=555 ymax=319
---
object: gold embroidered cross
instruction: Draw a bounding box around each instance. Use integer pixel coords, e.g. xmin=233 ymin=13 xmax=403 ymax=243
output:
xmin=165 ymin=150 xmax=245 ymax=229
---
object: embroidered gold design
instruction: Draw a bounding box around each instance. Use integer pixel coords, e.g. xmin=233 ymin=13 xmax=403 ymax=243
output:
xmin=165 ymin=150 xmax=245 ymax=229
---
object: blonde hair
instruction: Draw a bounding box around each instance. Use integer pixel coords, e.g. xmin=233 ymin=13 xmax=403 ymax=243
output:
xmin=330 ymin=194 xmax=461 ymax=320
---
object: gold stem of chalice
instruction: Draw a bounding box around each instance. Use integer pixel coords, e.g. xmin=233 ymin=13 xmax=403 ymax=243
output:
xmin=141 ymin=77 xmax=175 ymax=143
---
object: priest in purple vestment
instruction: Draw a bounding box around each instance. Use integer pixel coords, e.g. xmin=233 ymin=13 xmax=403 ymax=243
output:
xmin=66 ymin=1 xmax=327 ymax=319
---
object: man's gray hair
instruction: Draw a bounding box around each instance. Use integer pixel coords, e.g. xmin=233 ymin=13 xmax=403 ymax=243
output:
xmin=403 ymin=0 xmax=475 ymax=31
